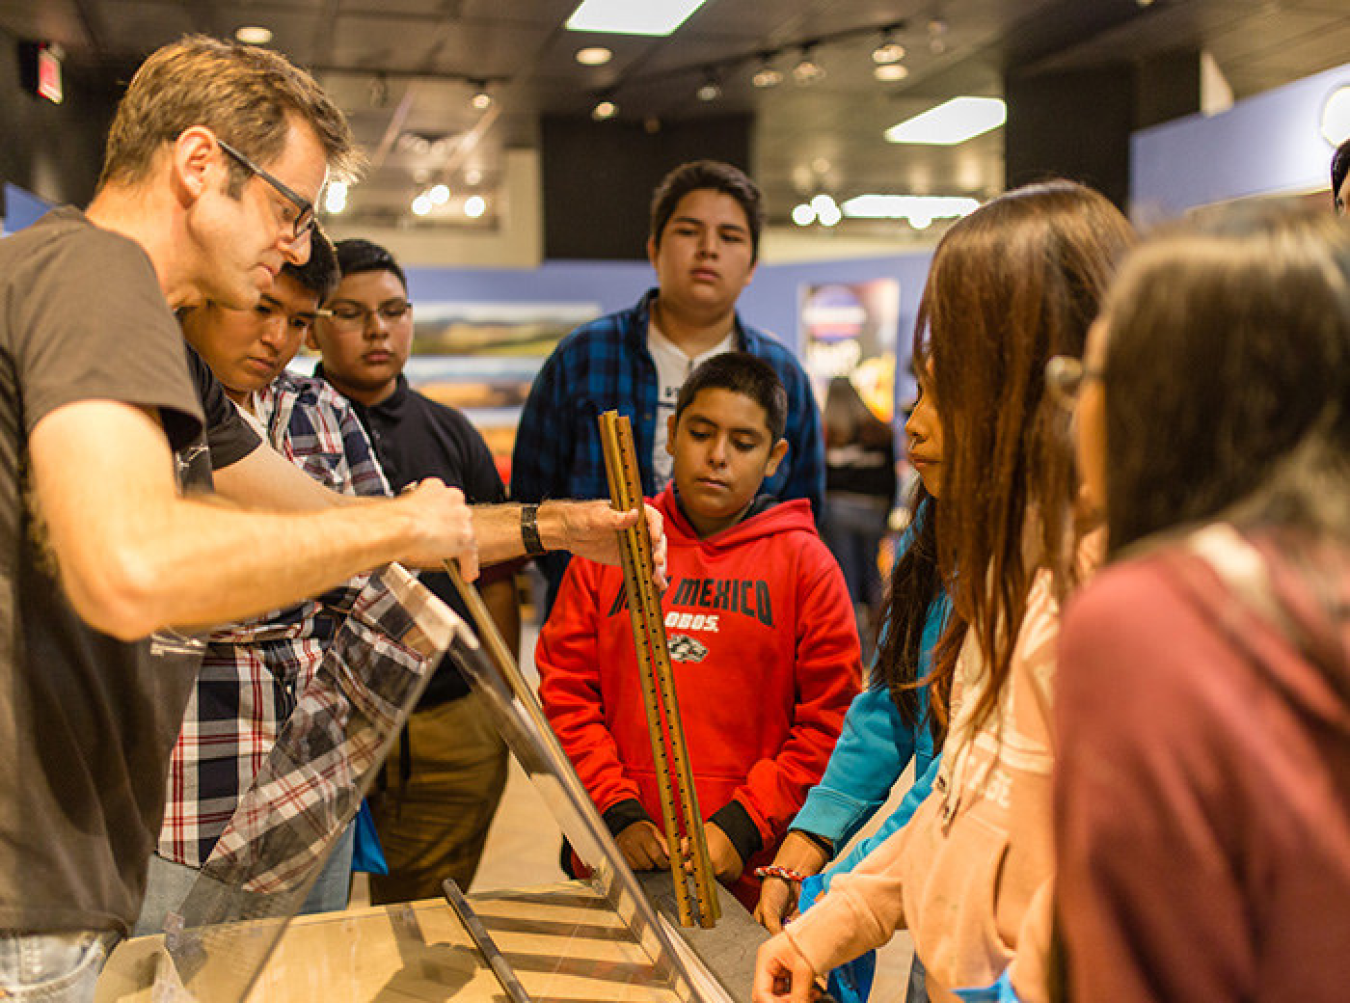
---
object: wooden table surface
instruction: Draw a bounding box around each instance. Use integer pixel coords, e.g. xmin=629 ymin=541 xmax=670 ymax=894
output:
xmin=95 ymin=879 xmax=758 ymax=1003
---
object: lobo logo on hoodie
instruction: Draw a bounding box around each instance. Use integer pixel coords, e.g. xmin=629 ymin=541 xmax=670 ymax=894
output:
xmin=667 ymin=633 xmax=710 ymax=663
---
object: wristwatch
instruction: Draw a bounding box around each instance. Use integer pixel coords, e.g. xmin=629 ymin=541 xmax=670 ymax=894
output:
xmin=520 ymin=503 xmax=546 ymax=557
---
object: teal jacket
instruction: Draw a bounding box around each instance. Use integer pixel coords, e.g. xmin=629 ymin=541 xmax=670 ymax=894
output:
xmin=792 ymin=590 xmax=948 ymax=886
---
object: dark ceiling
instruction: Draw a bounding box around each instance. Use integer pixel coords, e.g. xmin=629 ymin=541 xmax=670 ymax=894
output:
xmin=3 ymin=0 xmax=1348 ymax=233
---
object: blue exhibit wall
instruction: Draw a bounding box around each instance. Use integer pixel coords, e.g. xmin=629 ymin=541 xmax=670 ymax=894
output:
xmin=1132 ymin=60 xmax=1349 ymax=217
xmin=1 ymin=181 xmax=53 ymax=235
xmin=405 ymin=249 xmax=936 ymax=403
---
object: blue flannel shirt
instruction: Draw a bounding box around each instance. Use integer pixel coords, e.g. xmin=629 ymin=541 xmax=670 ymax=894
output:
xmin=512 ymin=288 xmax=825 ymax=604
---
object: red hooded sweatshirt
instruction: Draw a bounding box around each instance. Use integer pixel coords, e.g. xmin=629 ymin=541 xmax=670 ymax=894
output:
xmin=538 ymin=484 xmax=861 ymax=909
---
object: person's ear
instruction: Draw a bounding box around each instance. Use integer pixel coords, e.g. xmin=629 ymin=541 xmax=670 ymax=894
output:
xmin=172 ymin=126 xmax=220 ymax=207
xmin=647 ymin=235 xmax=660 ymax=269
xmin=741 ymin=257 xmax=758 ymax=288
xmin=665 ymin=413 xmax=679 ymax=456
xmin=764 ymin=438 xmax=789 ymax=478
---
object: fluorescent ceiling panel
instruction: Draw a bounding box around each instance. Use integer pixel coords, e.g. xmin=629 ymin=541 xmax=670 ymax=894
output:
xmin=842 ymin=194 xmax=981 ymax=219
xmin=885 ymin=97 xmax=1007 ymax=145
xmin=566 ymin=0 xmax=709 ymax=36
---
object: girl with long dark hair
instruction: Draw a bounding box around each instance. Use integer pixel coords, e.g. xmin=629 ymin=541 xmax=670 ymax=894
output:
xmin=753 ymin=180 xmax=1134 ymax=1003
xmin=755 ymin=364 xmax=948 ymax=1003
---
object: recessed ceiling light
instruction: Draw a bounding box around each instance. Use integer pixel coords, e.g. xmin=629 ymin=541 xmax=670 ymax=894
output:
xmin=464 ymin=195 xmax=487 ymax=219
xmin=234 ymin=26 xmax=272 ymax=45
xmin=576 ymin=46 xmax=613 ymax=66
xmin=429 ymin=184 xmax=450 ymax=205
xmin=752 ymin=60 xmax=783 ymax=89
xmin=885 ymin=96 xmax=1006 ymax=145
xmin=793 ymin=47 xmax=825 ymax=85
xmin=873 ymin=41 xmax=905 ymax=65
xmin=874 ymin=64 xmax=909 ymax=82
xmin=591 ymin=98 xmax=618 ymax=121
xmin=411 ymin=194 xmax=433 ymax=217
xmin=566 ymin=0 xmax=708 ymax=37
xmin=791 ymin=203 xmax=815 ymax=226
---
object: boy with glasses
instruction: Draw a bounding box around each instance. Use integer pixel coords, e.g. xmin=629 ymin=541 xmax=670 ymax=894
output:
xmin=308 ymin=238 xmax=517 ymax=904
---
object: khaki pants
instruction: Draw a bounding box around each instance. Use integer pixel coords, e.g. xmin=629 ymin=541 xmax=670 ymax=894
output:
xmin=368 ymin=691 xmax=509 ymax=904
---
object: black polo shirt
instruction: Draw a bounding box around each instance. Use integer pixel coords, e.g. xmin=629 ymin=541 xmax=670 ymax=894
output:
xmin=316 ymin=368 xmax=509 ymax=707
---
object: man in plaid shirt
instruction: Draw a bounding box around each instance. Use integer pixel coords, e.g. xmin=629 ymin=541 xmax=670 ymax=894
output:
xmin=512 ymin=161 xmax=824 ymax=609
xmin=139 ymin=233 xmax=395 ymax=932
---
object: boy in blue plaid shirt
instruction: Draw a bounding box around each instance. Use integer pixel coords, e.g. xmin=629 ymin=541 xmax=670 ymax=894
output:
xmin=513 ymin=161 xmax=824 ymax=610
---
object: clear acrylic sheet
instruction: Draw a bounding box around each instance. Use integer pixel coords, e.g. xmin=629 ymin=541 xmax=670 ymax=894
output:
xmin=96 ymin=562 xmax=738 ymax=1003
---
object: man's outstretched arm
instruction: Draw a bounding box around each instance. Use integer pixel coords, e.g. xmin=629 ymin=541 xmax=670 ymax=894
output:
xmin=30 ymin=400 xmax=475 ymax=640
xmin=212 ymin=436 xmax=666 ymax=583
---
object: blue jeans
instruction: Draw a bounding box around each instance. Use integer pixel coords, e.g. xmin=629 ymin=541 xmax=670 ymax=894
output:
xmin=135 ymin=823 xmax=356 ymax=937
xmin=0 ymin=931 xmax=112 ymax=1002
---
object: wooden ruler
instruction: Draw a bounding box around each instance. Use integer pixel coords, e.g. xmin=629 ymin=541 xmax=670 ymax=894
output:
xmin=598 ymin=410 xmax=719 ymax=929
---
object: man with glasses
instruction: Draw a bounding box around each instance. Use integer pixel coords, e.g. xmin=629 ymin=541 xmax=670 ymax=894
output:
xmin=0 ymin=36 xmax=454 ymax=999
xmin=0 ymin=36 xmax=654 ymax=999
xmin=308 ymin=238 xmax=518 ymax=904
xmin=217 ymin=138 xmax=319 ymax=241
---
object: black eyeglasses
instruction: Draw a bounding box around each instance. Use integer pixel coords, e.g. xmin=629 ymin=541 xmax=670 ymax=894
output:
xmin=217 ymin=138 xmax=315 ymax=241
xmin=1045 ymin=355 xmax=1104 ymax=409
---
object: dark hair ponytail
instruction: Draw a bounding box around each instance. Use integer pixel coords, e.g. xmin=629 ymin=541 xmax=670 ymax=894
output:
xmin=873 ymin=487 xmax=953 ymax=744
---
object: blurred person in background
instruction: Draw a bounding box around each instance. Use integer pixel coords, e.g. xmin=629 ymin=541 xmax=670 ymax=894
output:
xmin=821 ymin=376 xmax=897 ymax=654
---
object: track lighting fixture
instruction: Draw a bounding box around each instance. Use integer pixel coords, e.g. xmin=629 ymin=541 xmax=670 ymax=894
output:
xmin=793 ymin=45 xmax=825 ymax=85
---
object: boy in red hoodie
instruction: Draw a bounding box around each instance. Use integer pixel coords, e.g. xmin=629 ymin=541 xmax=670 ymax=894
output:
xmin=538 ymin=352 xmax=861 ymax=910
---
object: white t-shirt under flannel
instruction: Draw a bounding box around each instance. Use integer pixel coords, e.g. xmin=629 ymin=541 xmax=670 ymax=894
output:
xmin=648 ymin=322 xmax=737 ymax=487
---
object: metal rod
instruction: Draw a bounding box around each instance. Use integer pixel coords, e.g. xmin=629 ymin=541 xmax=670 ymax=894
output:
xmin=442 ymin=878 xmax=534 ymax=1003
xmin=598 ymin=410 xmax=719 ymax=927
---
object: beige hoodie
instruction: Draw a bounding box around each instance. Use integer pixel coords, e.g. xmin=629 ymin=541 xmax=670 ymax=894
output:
xmin=784 ymin=565 xmax=1063 ymax=1003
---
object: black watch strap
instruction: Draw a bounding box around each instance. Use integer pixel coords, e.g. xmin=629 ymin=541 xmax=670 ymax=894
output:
xmin=521 ymin=503 xmax=546 ymax=557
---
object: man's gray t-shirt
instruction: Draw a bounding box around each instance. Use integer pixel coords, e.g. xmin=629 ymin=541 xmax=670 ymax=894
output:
xmin=0 ymin=207 xmax=211 ymax=935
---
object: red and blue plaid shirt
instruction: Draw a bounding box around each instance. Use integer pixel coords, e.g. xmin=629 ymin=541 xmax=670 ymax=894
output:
xmin=158 ymin=372 xmax=392 ymax=868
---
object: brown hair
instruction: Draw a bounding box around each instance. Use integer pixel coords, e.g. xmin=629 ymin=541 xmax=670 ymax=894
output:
xmin=1101 ymin=202 xmax=1350 ymax=552
xmin=919 ymin=180 xmax=1134 ymax=730
xmin=823 ymin=376 xmax=891 ymax=449
xmin=98 ymin=34 xmax=361 ymax=192
xmin=649 ymin=160 xmax=764 ymax=261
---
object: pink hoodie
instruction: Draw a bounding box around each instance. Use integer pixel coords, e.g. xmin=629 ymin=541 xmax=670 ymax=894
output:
xmin=784 ymin=564 xmax=1065 ymax=1003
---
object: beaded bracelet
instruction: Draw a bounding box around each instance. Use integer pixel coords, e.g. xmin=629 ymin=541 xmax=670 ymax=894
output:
xmin=754 ymin=864 xmax=808 ymax=883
